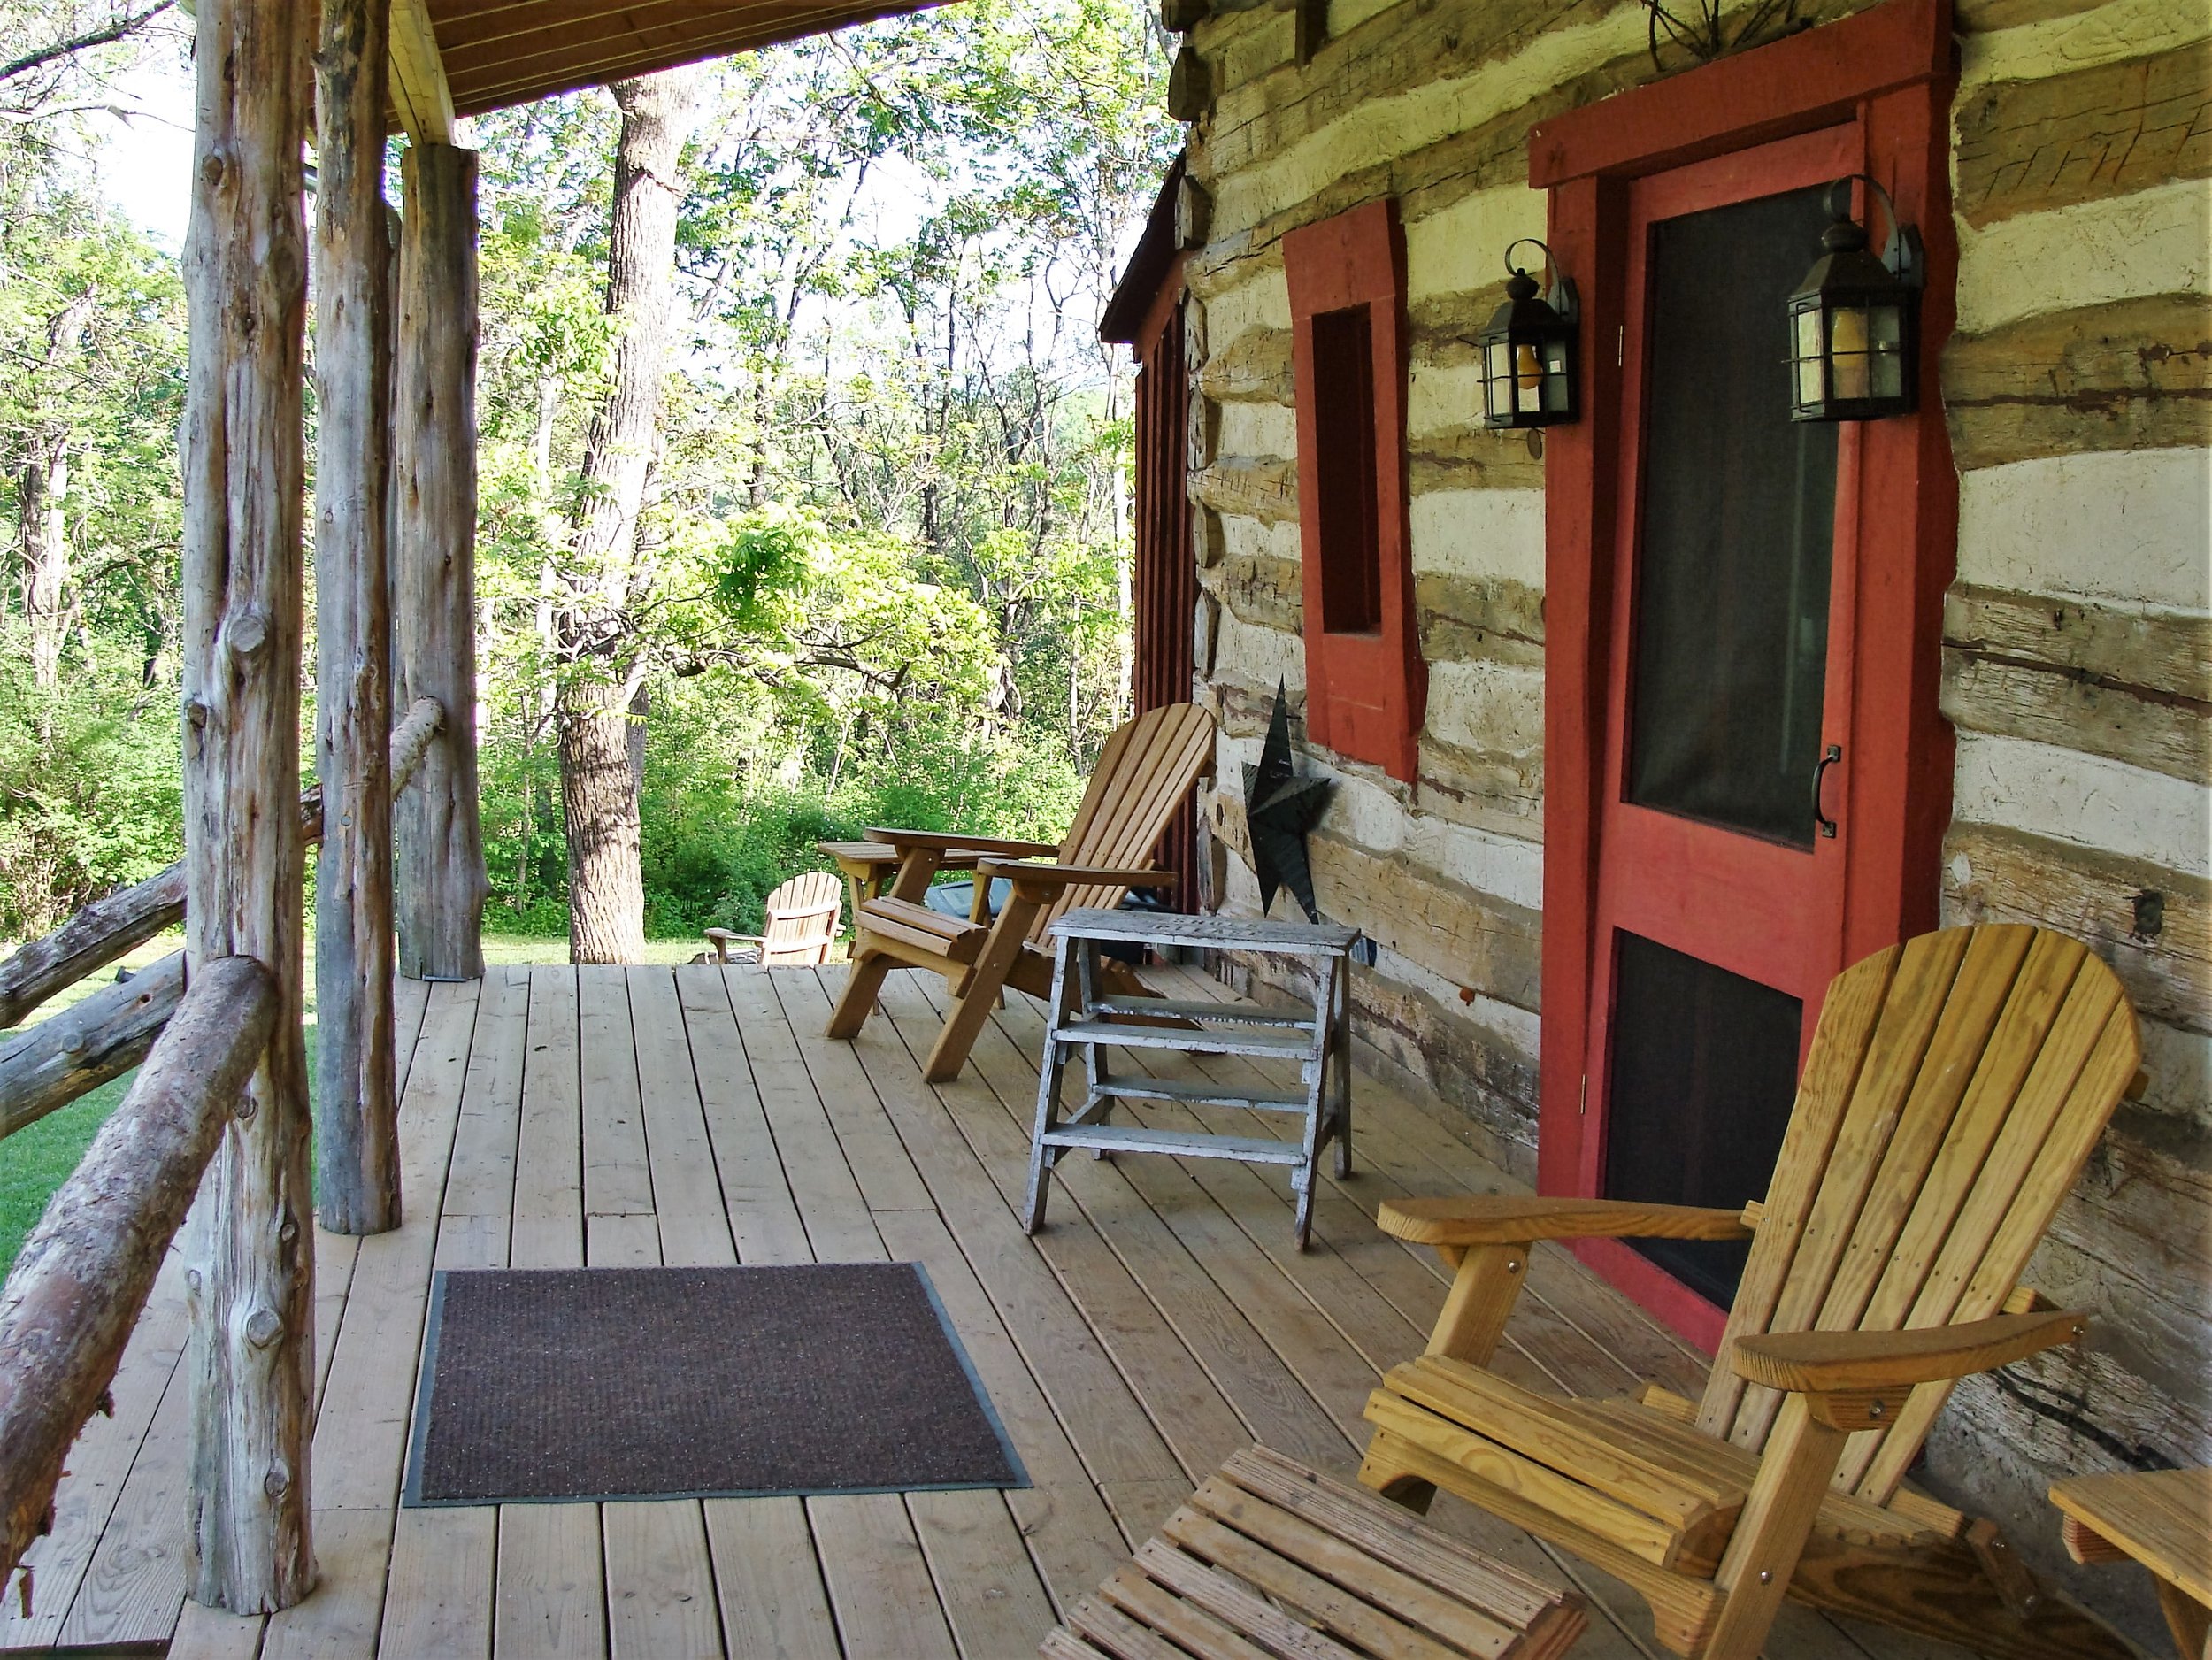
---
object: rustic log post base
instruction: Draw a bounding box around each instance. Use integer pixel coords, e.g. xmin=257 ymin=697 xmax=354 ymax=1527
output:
xmin=179 ymin=0 xmax=316 ymax=1610
xmin=394 ymin=142 xmax=488 ymax=982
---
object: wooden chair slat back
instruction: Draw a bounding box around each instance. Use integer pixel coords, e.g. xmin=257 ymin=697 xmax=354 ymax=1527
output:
xmin=760 ymin=870 xmax=843 ymax=965
xmin=1030 ymin=703 xmax=1215 ymax=941
xmin=1695 ymin=924 xmax=2139 ymax=1500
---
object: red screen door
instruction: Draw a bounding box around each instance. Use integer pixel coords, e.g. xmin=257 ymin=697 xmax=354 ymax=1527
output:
xmin=1579 ymin=124 xmax=1869 ymax=1336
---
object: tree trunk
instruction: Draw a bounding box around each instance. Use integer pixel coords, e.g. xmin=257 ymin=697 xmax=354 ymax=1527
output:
xmin=312 ymin=0 xmax=398 ymax=1234
xmin=627 ymin=680 xmax=649 ymax=794
xmin=558 ymin=683 xmax=644 ymax=962
xmin=394 ymin=142 xmax=488 ymax=980
xmin=19 ymin=446 xmax=68 ymax=692
xmin=556 ymin=66 xmax=699 ymax=965
xmin=176 ymin=0 xmax=315 ymax=1610
xmin=19 ymin=291 xmax=95 ymax=696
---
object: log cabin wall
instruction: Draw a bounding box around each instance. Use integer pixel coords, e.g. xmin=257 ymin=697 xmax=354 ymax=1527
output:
xmin=1167 ymin=0 xmax=2208 ymax=1632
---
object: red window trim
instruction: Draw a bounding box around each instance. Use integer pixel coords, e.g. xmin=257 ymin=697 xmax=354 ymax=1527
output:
xmin=1532 ymin=0 xmax=1959 ymax=1349
xmin=1285 ymin=199 xmax=1425 ymax=782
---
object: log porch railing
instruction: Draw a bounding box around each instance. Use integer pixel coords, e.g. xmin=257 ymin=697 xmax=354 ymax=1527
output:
xmin=0 ymin=698 xmax=442 ymax=1141
xmin=0 ymin=696 xmax=445 ymax=1606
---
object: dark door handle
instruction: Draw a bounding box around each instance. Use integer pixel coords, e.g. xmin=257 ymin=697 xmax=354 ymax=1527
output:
xmin=1813 ymin=743 xmax=1842 ymax=839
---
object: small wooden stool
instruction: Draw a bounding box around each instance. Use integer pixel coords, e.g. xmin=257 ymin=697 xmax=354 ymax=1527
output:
xmin=1041 ymin=1446 xmax=1586 ymax=1659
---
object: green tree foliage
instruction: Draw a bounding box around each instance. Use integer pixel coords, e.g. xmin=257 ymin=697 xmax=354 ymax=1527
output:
xmin=470 ymin=0 xmax=1175 ymax=940
xmin=0 ymin=143 xmax=189 ymax=938
xmin=0 ymin=0 xmax=1173 ymax=948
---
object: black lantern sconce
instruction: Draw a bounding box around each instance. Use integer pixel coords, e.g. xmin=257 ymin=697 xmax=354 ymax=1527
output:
xmin=1478 ymin=239 xmax=1578 ymax=429
xmin=1786 ymin=174 xmax=1923 ymax=423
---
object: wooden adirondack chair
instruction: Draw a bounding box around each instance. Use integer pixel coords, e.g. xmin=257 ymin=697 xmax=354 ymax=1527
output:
xmin=703 ymin=870 xmax=842 ymax=965
xmin=1357 ymin=923 xmax=2143 ymax=1660
xmin=825 ymin=702 xmax=1215 ymax=1082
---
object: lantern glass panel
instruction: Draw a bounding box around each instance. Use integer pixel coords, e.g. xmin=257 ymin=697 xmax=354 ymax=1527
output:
xmin=1828 ymin=304 xmax=1872 ymax=401
xmin=1513 ymin=341 xmax=1541 ymax=412
xmin=1543 ymin=342 xmax=1571 ymax=412
xmin=1482 ymin=337 xmax=1514 ymax=424
xmin=1870 ymin=304 xmax=1905 ymax=399
xmin=1790 ymin=303 xmax=1825 ymax=411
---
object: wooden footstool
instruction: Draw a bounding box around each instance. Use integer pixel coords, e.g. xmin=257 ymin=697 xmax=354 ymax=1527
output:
xmin=1041 ymin=1446 xmax=1586 ymax=1659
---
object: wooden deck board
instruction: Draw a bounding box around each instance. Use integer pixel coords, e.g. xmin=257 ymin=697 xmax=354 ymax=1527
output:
xmin=8 ymin=959 xmax=1986 ymax=1660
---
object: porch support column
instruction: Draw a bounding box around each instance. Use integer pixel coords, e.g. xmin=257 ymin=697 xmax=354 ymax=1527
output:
xmin=394 ymin=142 xmax=488 ymax=980
xmin=179 ymin=0 xmax=316 ymax=1610
xmin=312 ymin=0 xmax=400 ymax=1233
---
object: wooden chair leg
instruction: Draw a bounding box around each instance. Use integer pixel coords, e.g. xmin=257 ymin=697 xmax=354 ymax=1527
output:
xmin=1703 ymin=1395 xmax=1849 ymax=1660
xmin=926 ymin=978 xmax=1008 ymax=1080
xmin=2154 ymin=1578 xmax=2209 ymax=1660
xmin=924 ymin=903 xmax=1037 ymax=1082
xmin=826 ymin=948 xmax=895 ymax=1039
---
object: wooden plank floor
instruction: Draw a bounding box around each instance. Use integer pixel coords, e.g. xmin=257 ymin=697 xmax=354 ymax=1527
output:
xmin=0 ymin=962 xmax=1977 ymax=1660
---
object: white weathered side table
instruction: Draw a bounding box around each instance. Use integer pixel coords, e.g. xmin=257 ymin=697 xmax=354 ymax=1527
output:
xmin=1023 ymin=908 xmax=1361 ymax=1249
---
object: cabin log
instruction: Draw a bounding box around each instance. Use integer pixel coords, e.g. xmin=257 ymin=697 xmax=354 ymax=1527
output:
xmin=178 ymin=0 xmax=316 ymax=1610
xmin=393 ymin=142 xmax=488 ymax=981
xmin=314 ymin=0 xmax=402 ymax=1235
xmin=0 ymin=950 xmax=186 ymax=1140
xmin=1141 ymin=0 xmax=2209 ymax=1646
xmin=0 ymin=868 xmax=187 ymax=1032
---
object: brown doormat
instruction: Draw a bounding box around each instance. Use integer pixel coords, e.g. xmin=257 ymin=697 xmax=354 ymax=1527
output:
xmin=403 ymin=1264 xmax=1027 ymax=1506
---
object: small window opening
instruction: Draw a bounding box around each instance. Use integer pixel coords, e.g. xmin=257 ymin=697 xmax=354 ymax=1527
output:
xmin=1310 ymin=304 xmax=1381 ymax=634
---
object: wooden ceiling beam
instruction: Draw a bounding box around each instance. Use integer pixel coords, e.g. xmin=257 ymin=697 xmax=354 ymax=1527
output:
xmin=388 ymin=0 xmax=455 ymax=142
xmin=434 ymin=0 xmax=778 ymax=57
xmin=440 ymin=0 xmax=933 ymax=113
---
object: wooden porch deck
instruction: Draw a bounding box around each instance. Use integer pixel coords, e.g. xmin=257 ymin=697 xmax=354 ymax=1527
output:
xmin=1 ymin=962 xmax=1975 ymax=1660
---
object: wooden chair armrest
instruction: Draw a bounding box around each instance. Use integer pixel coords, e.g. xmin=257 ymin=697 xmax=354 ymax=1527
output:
xmin=1377 ymin=1195 xmax=1755 ymax=1248
xmin=975 ymin=862 xmax=1178 ymax=889
xmin=818 ymin=840 xmax=988 ymax=873
xmin=1730 ymin=1310 xmax=2089 ymax=1396
xmin=864 ymin=828 xmax=1059 ymax=858
xmin=703 ymin=928 xmax=764 ymax=946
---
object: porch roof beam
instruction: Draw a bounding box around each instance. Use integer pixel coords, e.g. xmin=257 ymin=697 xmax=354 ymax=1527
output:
xmin=388 ymin=0 xmax=452 ymax=143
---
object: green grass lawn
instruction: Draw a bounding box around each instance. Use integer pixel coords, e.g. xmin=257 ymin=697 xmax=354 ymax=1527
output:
xmin=0 ymin=929 xmax=654 ymax=1280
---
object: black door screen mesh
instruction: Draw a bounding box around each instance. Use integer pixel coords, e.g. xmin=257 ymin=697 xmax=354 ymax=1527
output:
xmin=1603 ymin=931 xmax=1802 ymax=1306
xmin=1627 ymin=186 xmax=1839 ymax=847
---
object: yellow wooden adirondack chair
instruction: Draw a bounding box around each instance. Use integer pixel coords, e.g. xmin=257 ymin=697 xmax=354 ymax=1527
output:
xmin=825 ymin=703 xmax=1216 ymax=1081
xmin=1358 ymin=923 xmax=2142 ymax=1660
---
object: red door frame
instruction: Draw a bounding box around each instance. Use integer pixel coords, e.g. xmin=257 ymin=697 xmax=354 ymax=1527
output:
xmin=1532 ymin=0 xmax=1960 ymax=1349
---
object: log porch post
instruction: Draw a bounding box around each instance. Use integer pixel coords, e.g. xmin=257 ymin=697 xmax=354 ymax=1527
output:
xmin=312 ymin=0 xmax=401 ymax=1233
xmin=179 ymin=0 xmax=317 ymax=1609
xmin=393 ymin=142 xmax=488 ymax=980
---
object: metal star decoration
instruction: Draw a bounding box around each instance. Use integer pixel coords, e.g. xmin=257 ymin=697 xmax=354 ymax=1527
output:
xmin=1242 ymin=680 xmax=1333 ymax=923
